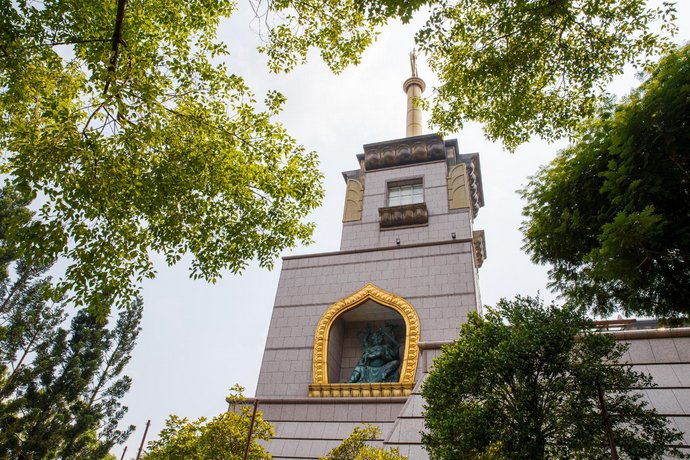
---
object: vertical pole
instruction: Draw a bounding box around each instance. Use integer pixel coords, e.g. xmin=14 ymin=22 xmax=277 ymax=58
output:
xmin=596 ymin=381 xmax=619 ymax=460
xmin=135 ymin=419 xmax=151 ymax=460
xmin=242 ymin=399 xmax=259 ymax=460
xmin=119 ymin=446 xmax=127 ymax=460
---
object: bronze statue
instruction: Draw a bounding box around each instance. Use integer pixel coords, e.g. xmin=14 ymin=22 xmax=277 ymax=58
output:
xmin=349 ymin=324 xmax=401 ymax=383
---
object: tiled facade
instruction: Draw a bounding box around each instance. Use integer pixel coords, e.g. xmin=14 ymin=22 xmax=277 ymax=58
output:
xmin=250 ymin=131 xmax=690 ymax=459
xmin=340 ymin=160 xmax=473 ymax=251
xmin=615 ymin=329 xmax=690 ymax=457
xmin=252 ymin=133 xmax=486 ymax=459
xmin=256 ymin=242 xmax=479 ymax=400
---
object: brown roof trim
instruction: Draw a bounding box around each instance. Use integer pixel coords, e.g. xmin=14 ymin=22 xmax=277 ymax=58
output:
xmin=417 ymin=340 xmax=453 ymax=350
xmin=283 ymin=238 xmax=473 ymax=261
xmin=603 ymin=327 xmax=690 ymax=340
xmin=231 ymin=396 xmax=408 ymax=405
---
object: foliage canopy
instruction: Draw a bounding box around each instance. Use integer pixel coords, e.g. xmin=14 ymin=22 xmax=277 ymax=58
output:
xmin=0 ymin=0 xmax=324 ymax=316
xmin=255 ymin=0 xmax=676 ymax=149
xmin=0 ymin=186 xmax=140 ymax=459
xmin=521 ymin=44 xmax=690 ymax=319
xmin=421 ymin=296 xmax=686 ymax=459
xmin=144 ymin=385 xmax=273 ymax=460
xmin=320 ymin=424 xmax=407 ymax=460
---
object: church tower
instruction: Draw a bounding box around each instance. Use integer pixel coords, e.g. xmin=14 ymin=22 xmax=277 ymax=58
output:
xmin=251 ymin=55 xmax=486 ymax=459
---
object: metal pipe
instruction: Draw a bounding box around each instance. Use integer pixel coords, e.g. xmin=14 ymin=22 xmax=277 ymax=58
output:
xmin=242 ymin=399 xmax=259 ymax=460
xmin=135 ymin=419 xmax=151 ymax=460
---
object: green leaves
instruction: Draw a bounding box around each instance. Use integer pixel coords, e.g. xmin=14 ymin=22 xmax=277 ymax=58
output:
xmin=145 ymin=387 xmax=273 ymax=460
xmin=253 ymin=0 xmax=676 ymax=149
xmin=0 ymin=190 xmax=142 ymax=458
xmin=521 ymin=44 xmax=690 ymax=319
xmin=320 ymin=424 xmax=408 ymax=460
xmin=255 ymin=0 xmax=386 ymax=74
xmin=420 ymin=0 xmax=676 ymax=150
xmin=421 ymin=296 xmax=687 ymax=460
xmin=0 ymin=0 xmax=324 ymax=316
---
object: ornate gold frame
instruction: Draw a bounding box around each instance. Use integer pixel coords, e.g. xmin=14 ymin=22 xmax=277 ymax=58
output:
xmin=309 ymin=382 xmax=415 ymax=398
xmin=310 ymin=283 xmax=420 ymax=397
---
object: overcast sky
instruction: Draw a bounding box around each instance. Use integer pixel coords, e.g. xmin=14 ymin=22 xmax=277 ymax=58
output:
xmin=114 ymin=3 xmax=690 ymax=457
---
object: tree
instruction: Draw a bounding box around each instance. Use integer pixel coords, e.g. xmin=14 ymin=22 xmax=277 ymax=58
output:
xmin=0 ymin=300 xmax=142 ymax=459
xmin=421 ymin=296 xmax=686 ymax=460
xmin=254 ymin=0 xmax=676 ymax=149
xmin=144 ymin=386 xmax=273 ymax=459
xmin=320 ymin=424 xmax=407 ymax=460
xmin=521 ymin=44 xmax=690 ymax=319
xmin=0 ymin=185 xmax=141 ymax=459
xmin=0 ymin=0 xmax=324 ymax=316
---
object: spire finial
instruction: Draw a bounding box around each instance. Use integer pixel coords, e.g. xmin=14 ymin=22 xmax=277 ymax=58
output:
xmin=403 ymin=50 xmax=425 ymax=137
xmin=410 ymin=49 xmax=418 ymax=77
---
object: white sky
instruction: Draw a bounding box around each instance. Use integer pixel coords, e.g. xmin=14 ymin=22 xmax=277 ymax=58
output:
xmin=114 ymin=3 xmax=690 ymax=458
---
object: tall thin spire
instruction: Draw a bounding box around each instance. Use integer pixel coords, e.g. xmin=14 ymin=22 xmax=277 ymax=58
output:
xmin=403 ymin=50 xmax=426 ymax=137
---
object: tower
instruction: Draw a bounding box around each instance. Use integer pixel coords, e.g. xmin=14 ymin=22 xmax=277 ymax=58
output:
xmin=250 ymin=56 xmax=486 ymax=459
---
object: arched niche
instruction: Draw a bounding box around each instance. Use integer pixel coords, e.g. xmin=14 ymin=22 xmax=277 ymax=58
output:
xmin=310 ymin=283 xmax=420 ymax=397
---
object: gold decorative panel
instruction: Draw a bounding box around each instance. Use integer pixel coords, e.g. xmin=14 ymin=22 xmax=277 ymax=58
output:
xmin=311 ymin=283 xmax=420 ymax=396
xmin=447 ymin=163 xmax=470 ymax=210
xmin=342 ymin=179 xmax=364 ymax=222
xmin=473 ymin=230 xmax=487 ymax=268
xmin=309 ymin=382 xmax=414 ymax=398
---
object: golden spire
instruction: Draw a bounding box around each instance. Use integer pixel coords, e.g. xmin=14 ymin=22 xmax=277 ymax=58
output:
xmin=403 ymin=49 xmax=426 ymax=137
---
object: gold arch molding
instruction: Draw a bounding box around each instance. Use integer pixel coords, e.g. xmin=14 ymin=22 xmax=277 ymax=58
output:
xmin=310 ymin=283 xmax=420 ymax=397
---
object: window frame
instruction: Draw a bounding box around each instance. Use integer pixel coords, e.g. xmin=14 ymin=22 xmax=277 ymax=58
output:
xmin=386 ymin=178 xmax=424 ymax=207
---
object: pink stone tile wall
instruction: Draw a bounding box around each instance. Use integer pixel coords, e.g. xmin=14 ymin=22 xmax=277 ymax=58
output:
xmin=619 ymin=334 xmax=690 ymax=459
xmin=327 ymin=317 xmax=345 ymax=383
xmin=340 ymin=161 xmax=474 ymax=251
xmin=257 ymin=400 xmax=406 ymax=458
xmin=254 ymin=154 xmax=484 ymax=459
xmin=258 ymin=401 xmax=405 ymax=423
xmin=255 ymin=242 xmax=479 ymax=398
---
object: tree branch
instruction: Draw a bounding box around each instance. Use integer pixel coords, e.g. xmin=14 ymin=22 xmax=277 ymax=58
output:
xmin=25 ymin=38 xmax=111 ymax=49
xmin=103 ymin=0 xmax=128 ymax=96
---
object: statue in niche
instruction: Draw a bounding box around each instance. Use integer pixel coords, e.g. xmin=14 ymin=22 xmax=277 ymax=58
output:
xmin=348 ymin=324 xmax=401 ymax=383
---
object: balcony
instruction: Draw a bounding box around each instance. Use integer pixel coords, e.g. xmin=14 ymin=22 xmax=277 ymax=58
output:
xmin=379 ymin=202 xmax=429 ymax=229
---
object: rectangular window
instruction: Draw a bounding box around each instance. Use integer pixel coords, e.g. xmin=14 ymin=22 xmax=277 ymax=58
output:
xmin=388 ymin=182 xmax=423 ymax=206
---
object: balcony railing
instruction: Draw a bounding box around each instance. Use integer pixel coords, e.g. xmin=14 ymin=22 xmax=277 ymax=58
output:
xmin=379 ymin=202 xmax=429 ymax=229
